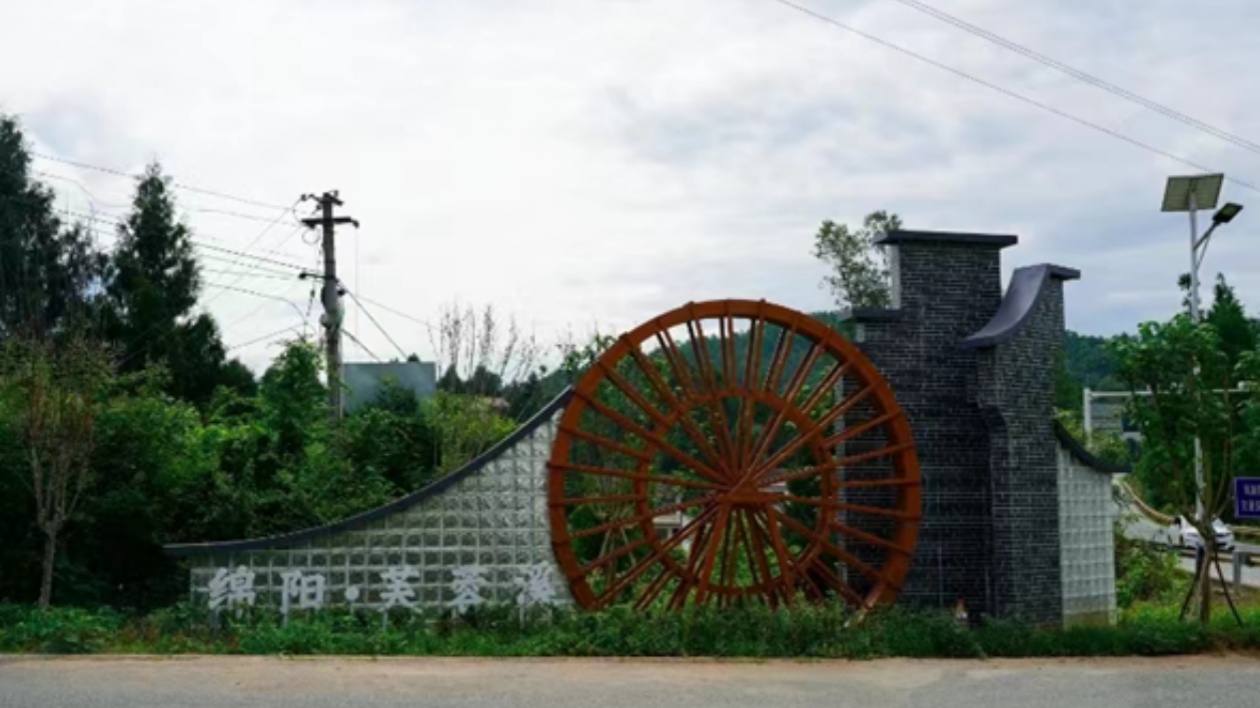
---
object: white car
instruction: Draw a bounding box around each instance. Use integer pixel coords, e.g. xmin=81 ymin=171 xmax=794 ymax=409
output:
xmin=1168 ymin=515 xmax=1235 ymax=552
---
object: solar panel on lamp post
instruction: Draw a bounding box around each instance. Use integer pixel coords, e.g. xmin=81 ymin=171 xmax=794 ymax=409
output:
xmin=1160 ymin=174 xmax=1243 ymax=525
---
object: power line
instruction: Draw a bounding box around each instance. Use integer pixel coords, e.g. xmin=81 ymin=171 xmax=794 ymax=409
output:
xmin=200 ymin=267 xmax=299 ymax=281
xmin=353 ymin=292 xmax=435 ymax=331
xmin=119 ymin=207 xmax=304 ymax=365
xmin=193 ymin=240 xmax=309 ymax=271
xmin=768 ymin=0 xmax=1260 ymax=194
xmin=342 ymin=286 xmax=409 ymax=360
xmin=342 ymin=328 xmax=383 ymax=362
xmin=227 ymin=324 xmax=305 ymax=352
xmin=202 ymin=281 xmax=309 ymax=321
xmin=884 ymin=0 xmax=1260 ymax=156
xmin=31 ymin=152 xmax=294 ymax=211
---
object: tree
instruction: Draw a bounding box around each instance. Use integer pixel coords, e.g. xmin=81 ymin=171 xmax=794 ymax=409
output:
xmin=1110 ymin=315 xmax=1260 ymax=622
xmin=0 ymin=333 xmax=113 ymax=608
xmin=104 ymin=163 xmax=252 ymax=406
xmin=0 ymin=115 xmax=105 ymax=338
xmin=811 ymin=211 xmax=901 ymax=310
xmin=429 ymin=302 xmax=542 ymax=407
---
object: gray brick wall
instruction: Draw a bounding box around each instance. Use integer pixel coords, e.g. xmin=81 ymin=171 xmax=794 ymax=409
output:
xmin=848 ymin=231 xmax=1080 ymax=625
xmin=852 ymin=234 xmax=1011 ymax=615
xmin=977 ymin=275 xmax=1070 ymax=623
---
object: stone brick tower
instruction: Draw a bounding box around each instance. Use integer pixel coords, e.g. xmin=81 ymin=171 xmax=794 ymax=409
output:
xmin=844 ymin=230 xmax=1082 ymax=624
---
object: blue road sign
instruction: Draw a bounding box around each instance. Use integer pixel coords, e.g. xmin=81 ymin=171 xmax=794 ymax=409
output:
xmin=1236 ymin=477 xmax=1260 ymax=520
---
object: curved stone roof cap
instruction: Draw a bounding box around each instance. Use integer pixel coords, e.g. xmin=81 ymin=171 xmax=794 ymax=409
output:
xmin=163 ymin=388 xmax=573 ymax=557
xmin=961 ymin=264 xmax=1080 ymax=349
xmin=1053 ymin=420 xmax=1130 ymax=474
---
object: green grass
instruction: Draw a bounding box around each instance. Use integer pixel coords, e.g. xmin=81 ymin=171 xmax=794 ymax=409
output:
xmin=3 ymin=602 xmax=1260 ymax=658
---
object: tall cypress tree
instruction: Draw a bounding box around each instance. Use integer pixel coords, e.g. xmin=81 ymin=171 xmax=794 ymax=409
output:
xmin=106 ymin=163 xmax=254 ymax=404
xmin=0 ymin=115 xmax=104 ymax=337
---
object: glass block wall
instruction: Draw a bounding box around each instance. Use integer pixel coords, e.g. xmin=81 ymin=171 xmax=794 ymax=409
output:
xmin=1056 ymin=445 xmax=1117 ymax=625
xmin=180 ymin=406 xmax=572 ymax=615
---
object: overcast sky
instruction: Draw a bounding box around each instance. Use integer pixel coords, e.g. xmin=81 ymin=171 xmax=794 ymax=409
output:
xmin=4 ymin=0 xmax=1260 ymax=372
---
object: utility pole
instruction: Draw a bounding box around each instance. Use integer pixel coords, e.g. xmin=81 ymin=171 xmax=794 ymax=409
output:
xmin=301 ymin=191 xmax=359 ymax=421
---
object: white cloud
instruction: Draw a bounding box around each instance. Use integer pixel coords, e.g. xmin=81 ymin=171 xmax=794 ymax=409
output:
xmin=3 ymin=0 xmax=1260 ymax=372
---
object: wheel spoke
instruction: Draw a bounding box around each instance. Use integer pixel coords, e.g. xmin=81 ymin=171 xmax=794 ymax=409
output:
xmin=568 ymin=494 xmax=720 ymax=541
xmin=574 ymin=389 xmax=727 ymax=485
xmin=762 ymin=323 xmax=797 ymax=395
xmin=779 ymin=493 xmax=921 ymax=520
xmin=593 ymin=505 xmax=717 ymax=605
xmin=687 ymin=312 xmax=738 ymax=474
xmin=580 ymin=538 xmax=650 ymax=575
xmin=759 ymin=442 xmax=916 ymax=487
xmin=695 ymin=505 xmax=732 ymax=605
xmin=777 ymin=513 xmax=897 ymax=590
xmin=750 ymin=385 xmax=874 ymax=482
xmin=549 ymin=461 xmax=722 ymax=492
xmin=745 ymin=343 xmax=823 ymax=478
xmin=668 ymin=514 xmax=718 ymax=609
xmin=633 ymin=565 xmax=674 ymax=611
xmin=832 ymin=521 xmax=915 ymax=556
xmin=800 ymin=555 xmax=865 ymax=605
xmin=558 ymin=493 xmax=646 ymax=506
xmin=621 ymin=338 xmax=726 ymax=472
xmin=736 ymin=309 xmax=766 ymax=470
xmin=558 ymin=424 xmax=652 ymax=462
xmin=821 ymin=410 xmax=902 ymax=450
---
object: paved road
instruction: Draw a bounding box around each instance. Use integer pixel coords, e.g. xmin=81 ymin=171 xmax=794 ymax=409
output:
xmin=2 ymin=656 xmax=1259 ymax=708
xmin=1177 ymin=553 xmax=1260 ymax=589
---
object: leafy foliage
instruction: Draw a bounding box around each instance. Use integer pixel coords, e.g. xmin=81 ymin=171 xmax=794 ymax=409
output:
xmin=812 ymin=211 xmax=900 ymax=310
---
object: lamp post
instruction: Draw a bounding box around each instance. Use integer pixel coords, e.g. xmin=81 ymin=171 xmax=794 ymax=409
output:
xmin=1161 ymin=174 xmax=1244 ymax=521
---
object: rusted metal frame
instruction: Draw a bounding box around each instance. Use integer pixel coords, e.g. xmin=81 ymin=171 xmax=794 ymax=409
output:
xmin=777 ymin=513 xmax=897 ymax=590
xmin=569 ymin=494 xmax=720 ymax=541
xmin=557 ymin=493 xmax=646 ymax=506
xmin=745 ymin=344 xmax=822 ymax=480
xmin=620 ymin=339 xmax=726 ymax=473
xmin=687 ymin=311 xmax=739 ymax=476
xmin=573 ymin=389 xmax=726 ymax=485
xmin=819 ymin=410 xmax=901 ymax=450
xmin=759 ymin=441 xmax=915 ymax=488
xmin=593 ymin=505 xmax=717 ymax=606
xmin=778 ymin=494 xmax=921 ymax=521
xmin=750 ymin=385 xmax=875 ymax=483
xmin=548 ymin=461 xmax=721 ymax=493
xmin=694 ymin=504 xmax=732 ymax=605
xmin=579 ymin=538 xmax=649 ymax=576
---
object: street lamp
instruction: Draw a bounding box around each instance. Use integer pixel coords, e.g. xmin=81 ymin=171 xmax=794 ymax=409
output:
xmin=1160 ymin=174 xmax=1244 ymax=521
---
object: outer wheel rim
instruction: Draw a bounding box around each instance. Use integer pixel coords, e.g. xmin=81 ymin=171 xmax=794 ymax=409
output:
xmin=547 ymin=299 xmax=920 ymax=610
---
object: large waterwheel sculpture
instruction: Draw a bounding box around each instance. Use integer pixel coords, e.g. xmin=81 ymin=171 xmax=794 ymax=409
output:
xmin=548 ymin=300 xmax=920 ymax=611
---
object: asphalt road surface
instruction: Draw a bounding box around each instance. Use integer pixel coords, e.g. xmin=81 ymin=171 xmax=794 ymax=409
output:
xmin=2 ymin=656 xmax=1259 ymax=708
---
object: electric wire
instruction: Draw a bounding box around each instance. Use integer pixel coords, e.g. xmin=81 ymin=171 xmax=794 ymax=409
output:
xmin=768 ymin=0 xmax=1260 ymax=194
xmin=342 ymin=286 xmax=410 ymax=360
xmin=884 ymin=0 xmax=1260 ymax=156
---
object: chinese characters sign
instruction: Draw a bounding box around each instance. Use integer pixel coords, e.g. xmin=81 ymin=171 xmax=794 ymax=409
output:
xmin=203 ymin=563 xmax=559 ymax=616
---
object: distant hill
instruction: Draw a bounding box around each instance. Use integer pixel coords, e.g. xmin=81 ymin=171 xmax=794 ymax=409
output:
xmin=523 ymin=311 xmax=1118 ymax=420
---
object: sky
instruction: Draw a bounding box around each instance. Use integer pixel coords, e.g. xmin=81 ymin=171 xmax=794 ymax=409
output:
xmin=3 ymin=0 xmax=1260 ymax=373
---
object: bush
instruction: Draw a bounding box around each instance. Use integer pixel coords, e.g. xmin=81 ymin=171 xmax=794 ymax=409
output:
xmin=1114 ymin=522 xmax=1184 ymax=608
xmin=2 ymin=601 xmax=1259 ymax=658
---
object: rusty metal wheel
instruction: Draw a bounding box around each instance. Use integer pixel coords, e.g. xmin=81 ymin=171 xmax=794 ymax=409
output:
xmin=547 ymin=300 xmax=920 ymax=611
